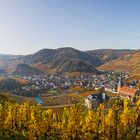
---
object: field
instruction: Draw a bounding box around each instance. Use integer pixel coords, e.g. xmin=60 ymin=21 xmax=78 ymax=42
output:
xmin=78 ymin=90 xmax=99 ymax=97
xmin=0 ymin=88 xmax=117 ymax=108
xmin=0 ymin=91 xmax=84 ymax=106
xmin=43 ymin=94 xmax=82 ymax=106
xmin=14 ymin=78 xmax=29 ymax=85
xmin=41 ymin=89 xmax=64 ymax=97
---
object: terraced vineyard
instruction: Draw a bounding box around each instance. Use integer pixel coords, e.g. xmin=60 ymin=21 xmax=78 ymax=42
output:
xmin=79 ymin=90 xmax=98 ymax=97
xmin=43 ymin=94 xmax=83 ymax=106
xmin=0 ymin=92 xmax=84 ymax=106
xmin=69 ymin=93 xmax=85 ymax=103
xmin=0 ymin=89 xmax=99 ymax=107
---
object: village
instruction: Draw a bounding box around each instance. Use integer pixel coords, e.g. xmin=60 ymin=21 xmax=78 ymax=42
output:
xmin=0 ymin=70 xmax=139 ymax=108
xmin=9 ymin=72 xmax=114 ymax=90
xmin=0 ymin=71 xmax=135 ymax=108
xmin=8 ymin=71 xmax=120 ymax=95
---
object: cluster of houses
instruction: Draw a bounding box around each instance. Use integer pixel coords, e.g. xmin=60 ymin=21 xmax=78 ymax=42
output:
xmin=12 ymin=72 xmax=120 ymax=92
xmin=8 ymin=72 xmax=139 ymax=107
xmin=85 ymin=75 xmax=139 ymax=109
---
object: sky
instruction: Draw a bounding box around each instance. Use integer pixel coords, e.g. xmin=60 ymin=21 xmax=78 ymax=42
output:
xmin=0 ymin=0 xmax=140 ymax=54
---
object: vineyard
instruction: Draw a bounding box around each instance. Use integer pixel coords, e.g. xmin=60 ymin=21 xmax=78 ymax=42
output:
xmin=0 ymin=98 xmax=140 ymax=140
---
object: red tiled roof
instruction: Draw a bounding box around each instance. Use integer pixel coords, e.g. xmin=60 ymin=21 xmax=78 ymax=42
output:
xmin=119 ymin=86 xmax=137 ymax=95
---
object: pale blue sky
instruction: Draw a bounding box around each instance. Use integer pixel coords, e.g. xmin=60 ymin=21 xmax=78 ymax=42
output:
xmin=0 ymin=0 xmax=140 ymax=54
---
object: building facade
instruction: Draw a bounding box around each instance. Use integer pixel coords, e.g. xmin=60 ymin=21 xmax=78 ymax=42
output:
xmin=85 ymin=92 xmax=109 ymax=109
xmin=117 ymin=76 xmax=138 ymax=101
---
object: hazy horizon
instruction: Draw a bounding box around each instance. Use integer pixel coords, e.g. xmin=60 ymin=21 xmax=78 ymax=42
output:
xmin=0 ymin=47 xmax=137 ymax=56
xmin=1 ymin=0 xmax=140 ymax=54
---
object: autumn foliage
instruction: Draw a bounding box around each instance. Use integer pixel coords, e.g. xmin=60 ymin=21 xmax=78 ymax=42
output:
xmin=0 ymin=98 xmax=140 ymax=140
xmin=70 ymin=86 xmax=84 ymax=92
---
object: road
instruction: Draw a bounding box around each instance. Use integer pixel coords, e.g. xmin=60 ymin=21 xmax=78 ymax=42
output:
xmin=43 ymin=103 xmax=76 ymax=109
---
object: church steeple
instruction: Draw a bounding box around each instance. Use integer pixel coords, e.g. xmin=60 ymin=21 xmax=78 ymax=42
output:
xmin=117 ymin=75 xmax=123 ymax=93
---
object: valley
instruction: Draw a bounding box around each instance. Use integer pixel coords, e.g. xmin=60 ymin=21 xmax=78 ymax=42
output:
xmin=0 ymin=47 xmax=140 ymax=107
xmin=1 ymin=1 xmax=140 ymax=139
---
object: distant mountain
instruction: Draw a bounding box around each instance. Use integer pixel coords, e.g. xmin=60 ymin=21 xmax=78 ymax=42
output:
xmin=24 ymin=47 xmax=103 ymax=66
xmin=0 ymin=54 xmax=23 ymax=75
xmin=99 ymin=50 xmax=140 ymax=76
xmin=13 ymin=64 xmax=42 ymax=76
xmin=87 ymin=49 xmax=134 ymax=63
xmin=23 ymin=49 xmax=55 ymax=64
xmin=0 ymin=58 xmax=23 ymax=74
xmin=0 ymin=47 xmax=139 ymax=76
xmin=0 ymin=54 xmax=21 ymax=61
xmin=23 ymin=47 xmax=103 ymax=74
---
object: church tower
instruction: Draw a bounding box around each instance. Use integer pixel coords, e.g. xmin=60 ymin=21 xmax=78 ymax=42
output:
xmin=117 ymin=75 xmax=123 ymax=94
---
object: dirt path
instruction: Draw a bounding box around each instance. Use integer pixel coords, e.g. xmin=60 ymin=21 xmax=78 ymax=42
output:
xmin=43 ymin=104 xmax=75 ymax=109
